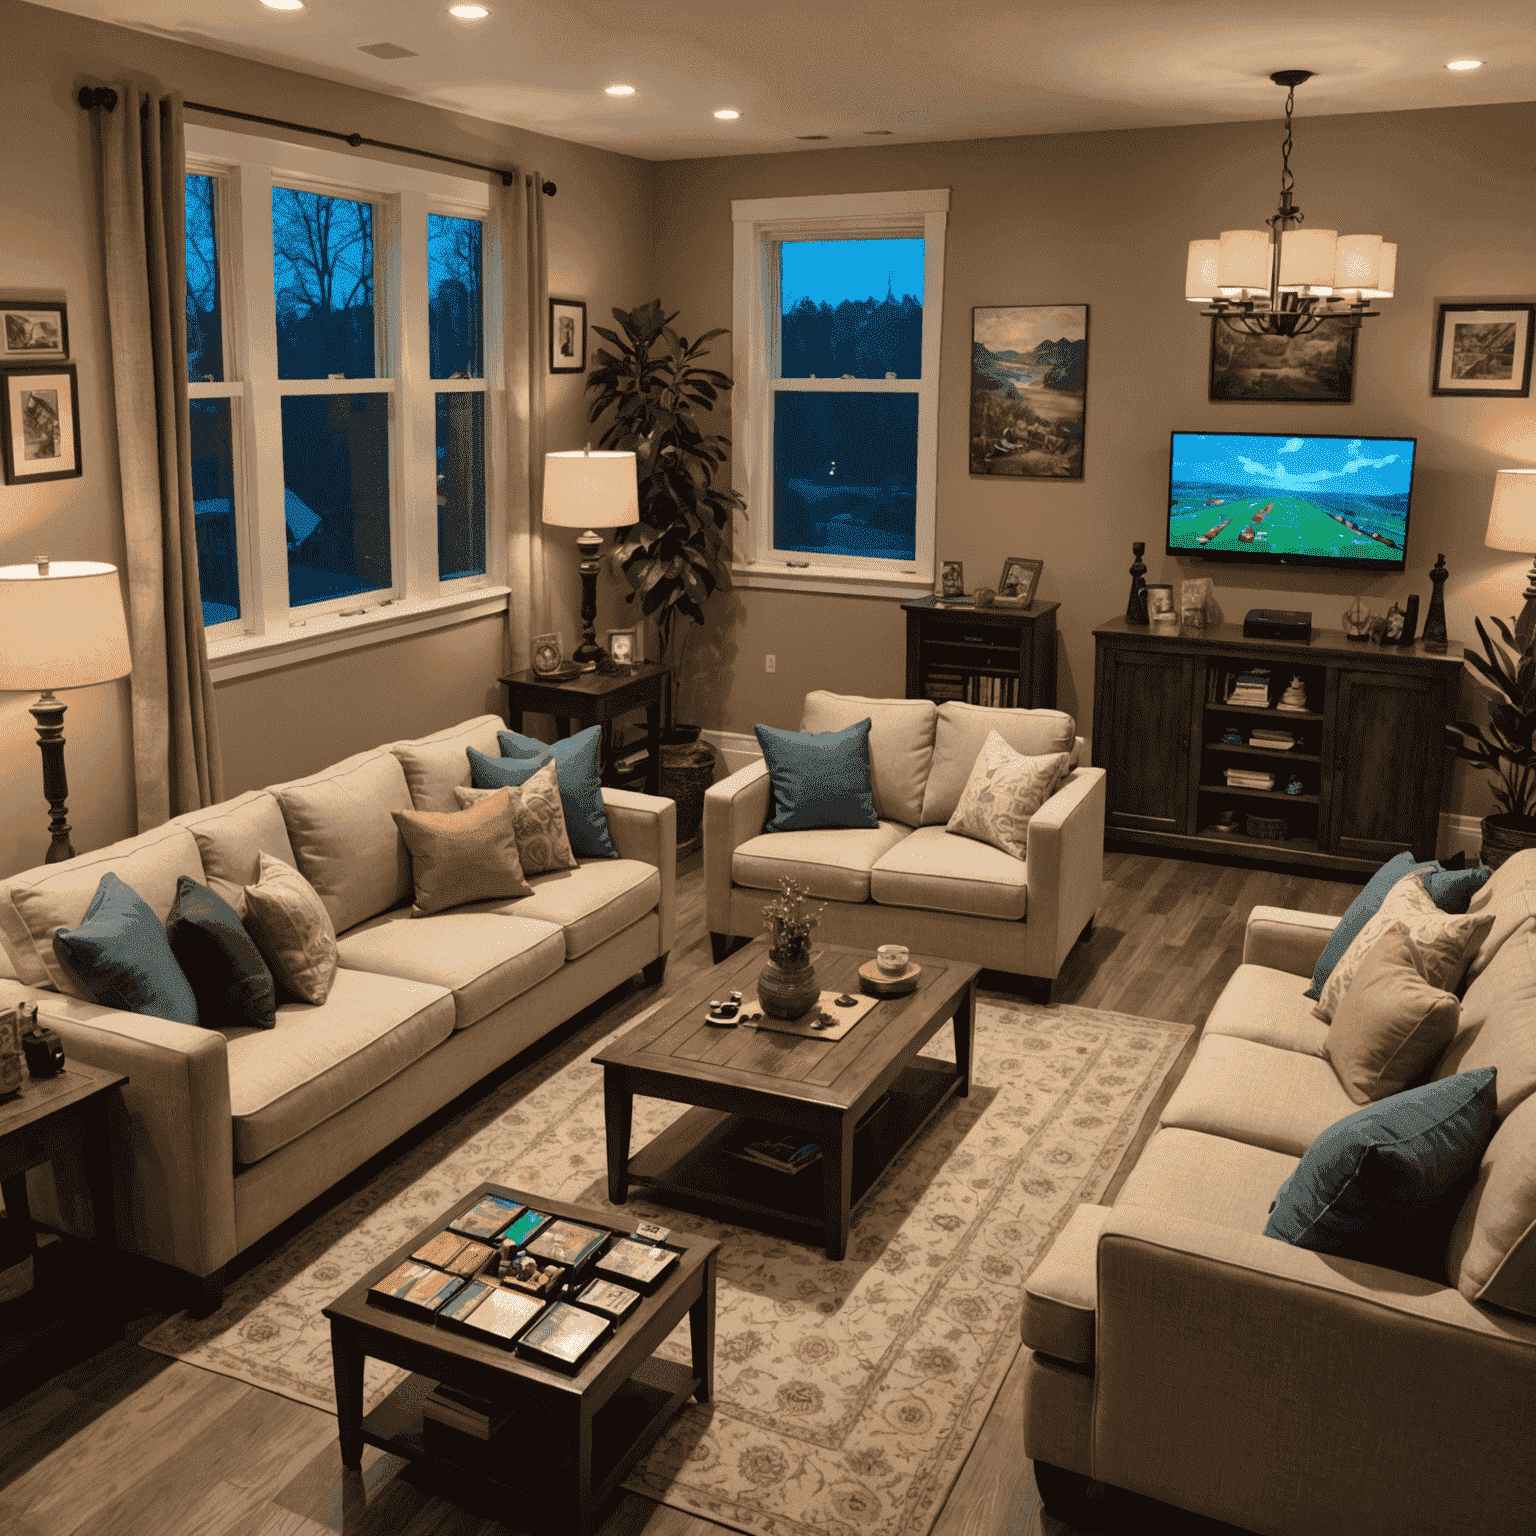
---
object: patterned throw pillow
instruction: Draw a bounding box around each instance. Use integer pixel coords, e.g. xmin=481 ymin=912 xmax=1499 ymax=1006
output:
xmin=242 ymin=851 xmax=338 ymax=1006
xmin=945 ymin=731 xmax=1070 ymax=860
xmin=453 ymin=760 xmax=577 ymax=875
xmin=1314 ymin=872 xmax=1493 ymax=1024
xmin=393 ymin=789 xmax=535 ymax=916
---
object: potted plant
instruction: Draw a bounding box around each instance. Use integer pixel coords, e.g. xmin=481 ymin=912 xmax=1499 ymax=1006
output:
xmin=758 ymin=878 xmax=825 ymax=1020
xmin=1446 ymin=614 xmax=1536 ymax=867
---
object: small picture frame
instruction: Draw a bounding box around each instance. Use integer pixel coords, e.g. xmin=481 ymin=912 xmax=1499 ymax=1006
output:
xmin=938 ymin=560 xmax=965 ymax=598
xmin=2 ymin=364 xmax=82 ymax=484
xmin=1432 ymin=302 xmax=1534 ymax=397
xmin=1 ymin=300 xmax=68 ymax=362
xmin=606 ymin=627 xmax=639 ymax=666
xmin=993 ymin=556 xmax=1043 ymax=608
xmin=1144 ymin=582 xmax=1176 ymax=626
xmin=550 ymin=298 xmax=587 ymax=374
xmin=531 ymin=632 xmax=565 ymax=675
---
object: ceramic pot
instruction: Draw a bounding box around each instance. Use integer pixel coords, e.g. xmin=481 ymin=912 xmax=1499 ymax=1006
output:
xmin=758 ymin=952 xmax=819 ymax=1020
xmin=1480 ymin=813 xmax=1536 ymax=870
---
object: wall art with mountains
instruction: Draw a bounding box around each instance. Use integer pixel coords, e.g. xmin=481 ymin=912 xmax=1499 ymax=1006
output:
xmin=970 ymin=304 xmax=1089 ymax=479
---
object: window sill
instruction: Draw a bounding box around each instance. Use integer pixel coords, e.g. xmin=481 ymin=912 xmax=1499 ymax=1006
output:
xmin=730 ymin=561 xmax=934 ymax=601
xmin=207 ymin=586 xmax=510 ymax=681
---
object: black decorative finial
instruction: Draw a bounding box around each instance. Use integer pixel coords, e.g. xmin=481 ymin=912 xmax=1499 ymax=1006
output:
xmin=1422 ymin=553 xmax=1449 ymax=653
xmin=1126 ymin=541 xmax=1149 ymax=624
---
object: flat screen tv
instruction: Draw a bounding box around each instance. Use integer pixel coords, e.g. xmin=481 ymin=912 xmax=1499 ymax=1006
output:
xmin=1167 ymin=431 xmax=1417 ymax=571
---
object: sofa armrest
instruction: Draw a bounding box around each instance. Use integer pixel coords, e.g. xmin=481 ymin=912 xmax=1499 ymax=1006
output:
xmin=0 ymin=978 xmax=237 ymax=1280
xmin=1089 ymin=1205 xmax=1536 ymax=1534
xmin=1021 ymin=766 xmax=1106 ymax=980
xmin=1242 ymin=905 xmax=1339 ymax=976
xmin=704 ymin=759 xmax=771 ymax=937
xmin=601 ymin=788 xmax=677 ymax=958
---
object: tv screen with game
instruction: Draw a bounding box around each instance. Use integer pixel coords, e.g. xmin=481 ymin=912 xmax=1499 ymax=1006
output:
xmin=1167 ymin=431 xmax=1417 ymax=571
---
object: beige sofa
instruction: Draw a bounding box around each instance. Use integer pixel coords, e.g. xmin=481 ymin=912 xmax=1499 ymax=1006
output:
xmin=0 ymin=715 xmax=675 ymax=1313
xmin=1021 ymin=853 xmax=1536 ymax=1536
xmin=704 ymin=692 xmax=1106 ymax=998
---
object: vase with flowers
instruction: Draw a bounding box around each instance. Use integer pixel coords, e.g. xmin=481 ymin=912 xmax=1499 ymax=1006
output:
xmin=758 ymin=877 xmax=825 ymax=1020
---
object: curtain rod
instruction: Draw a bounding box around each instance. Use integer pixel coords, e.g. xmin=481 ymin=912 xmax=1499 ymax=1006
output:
xmin=77 ymin=86 xmax=556 ymax=195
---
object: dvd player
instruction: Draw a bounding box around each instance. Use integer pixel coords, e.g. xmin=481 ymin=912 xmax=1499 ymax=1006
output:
xmin=1243 ymin=609 xmax=1313 ymax=641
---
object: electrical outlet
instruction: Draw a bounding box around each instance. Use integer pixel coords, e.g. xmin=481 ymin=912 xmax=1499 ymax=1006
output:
xmin=765 ymin=654 xmax=776 ymax=673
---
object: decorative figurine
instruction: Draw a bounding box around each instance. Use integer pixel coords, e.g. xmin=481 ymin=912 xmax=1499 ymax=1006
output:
xmin=1285 ymin=774 xmax=1304 ymax=796
xmin=706 ymin=990 xmax=744 ymax=1027
xmin=1221 ymin=726 xmax=1244 ymax=745
xmin=1384 ymin=602 xmax=1406 ymax=643
xmin=1422 ymin=555 xmax=1449 ymax=653
xmin=1278 ymin=676 xmax=1308 ymax=712
xmin=1341 ymin=598 xmax=1373 ymax=641
xmin=1126 ymin=541 xmax=1149 ymax=624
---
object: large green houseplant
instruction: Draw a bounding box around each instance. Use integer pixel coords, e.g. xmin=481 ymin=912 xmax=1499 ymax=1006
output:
xmin=1447 ymin=613 xmax=1536 ymax=867
xmin=585 ymin=298 xmax=745 ymax=741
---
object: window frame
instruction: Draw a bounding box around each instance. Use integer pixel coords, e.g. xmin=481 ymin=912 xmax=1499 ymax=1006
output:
xmin=185 ymin=126 xmax=506 ymax=676
xmin=730 ymin=189 xmax=949 ymax=598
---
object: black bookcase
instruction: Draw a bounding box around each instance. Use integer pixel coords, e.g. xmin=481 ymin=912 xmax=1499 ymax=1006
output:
xmin=903 ymin=597 xmax=1059 ymax=709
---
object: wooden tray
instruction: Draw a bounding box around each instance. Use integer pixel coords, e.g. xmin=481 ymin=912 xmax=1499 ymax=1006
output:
xmin=857 ymin=959 xmax=922 ymax=997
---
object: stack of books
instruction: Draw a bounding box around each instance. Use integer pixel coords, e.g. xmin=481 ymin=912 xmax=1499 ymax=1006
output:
xmin=1248 ymin=728 xmax=1295 ymax=751
xmin=732 ymin=1134 xmax=823 ymax=1175
xmin=1224 ymin=767 xmax=1276 ymax=790
xmin=1226 ymin=669 xmax=1272 ymax=706
xmin=423 ymin=1384 xmax=508 ymax=1441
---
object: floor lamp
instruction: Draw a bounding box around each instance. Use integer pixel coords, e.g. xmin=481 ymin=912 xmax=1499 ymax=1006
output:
xmin=0 ymin=558 xmax=132 ymax=863
xmin=1486 ymin=469 xmax=1536 ymax=652
xmin=543 ymin=447 xmax=639 ymax=672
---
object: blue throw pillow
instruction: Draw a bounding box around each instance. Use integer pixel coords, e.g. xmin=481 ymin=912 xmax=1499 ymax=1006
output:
xmin=754 ymin=719 xmax=879 ymax=833
xmin=1306 ymin=853 xmax=1492 ymax=999
xmin=166 ymin=875 xmax=277 ymax=1030
xmin=1263 ymin=1067 xmax=1497 ymax=1277
xmin=52 ymin=871 xmax=200 ymax=1026
xmin=473 ymin=725 xmax=617 ymax=859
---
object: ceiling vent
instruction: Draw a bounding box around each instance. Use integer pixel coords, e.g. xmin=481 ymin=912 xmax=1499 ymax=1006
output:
xmin=359 ymin=42 xmax=419 ymax=59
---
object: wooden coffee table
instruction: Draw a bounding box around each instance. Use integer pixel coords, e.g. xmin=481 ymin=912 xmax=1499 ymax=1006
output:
xmin=322 ymin=1182 xmax=717 ymax=1535
xmin=595 ymin=939 xmax=978 ymax=1260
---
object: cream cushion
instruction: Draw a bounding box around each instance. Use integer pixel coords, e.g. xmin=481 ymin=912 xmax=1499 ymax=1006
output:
xmin=1446 ymin=1091 xmax=1536 ymax=1319
xmin=799 ymin=691 xmax=937 ymax=827
xmin=242 ymin=852 xmax=339 ymax=1006
xmin=461 ymin=859 xmax=662 ymax=961
xmin=0 ymin=822 xmax=204 ymax=992
xmin=391 ymin=715 xmax=504 ymax=814
xmin=732 ymin=823 xmax=910 ymax=904
xmin=1201 ymin=965 xmax=1331 ymax=1057
xmin=393 ymin=790 xmax=533 ymax=916
xmin=1433 ymin=929 xmax=1536 ymax=1118
xmin=336 ymin=910 xmax=566 ymax=1030
xmin=455 ymin=761 xmax=578 ymax=876
xmin=945 ymin=732 xmax=1069 ymax=860
xmin=921 ymin=702 xmax=1078 ymax=825
xmin=1020 ymin=1202 xmax=1113 ymax=1365
xmin=870 ymin=825 xmax=1029 ymax=920
xmin=172 ymin=791 xmax=297 ymax=917
xmin=1463 ymin=847 xmax=1536 ymax=986
xmin=225 ymin=967 xmax=455 ymax=1163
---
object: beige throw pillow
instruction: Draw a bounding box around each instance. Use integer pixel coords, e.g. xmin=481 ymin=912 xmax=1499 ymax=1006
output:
xmin=393 ymin=789 xmax=534 ymax=916
xmin=1315 ymin=872 xmax=1492 ymax=1024
xmin=944 ymin=731 xmax=1070 ymax=860
xmin=453 ymin=760 xmax=577 ymax=876
xmin=1446 ymin=1091 xmax=1536 ymax=1318
xmin=1322 ymin=925 xmax=1461 ymax=1104
xmin=242 ymin=852 xmax=338 ymax=1006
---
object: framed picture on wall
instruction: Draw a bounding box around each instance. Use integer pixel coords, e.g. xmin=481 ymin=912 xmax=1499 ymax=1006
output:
xmin=969 ymin=304 xmax=1087 ymax=479
xmin=550 ymin=298 xmax=587 ymax=374
xmin=2 ymin=364 xmax=82 ymax=484
xmin=1 ymin=300 xmax=68 ymax=362
xmin=1432 ymin=303 xmax=1534 ymax=397
xmin=1209 ymin=317 xmax=1355 ymax=401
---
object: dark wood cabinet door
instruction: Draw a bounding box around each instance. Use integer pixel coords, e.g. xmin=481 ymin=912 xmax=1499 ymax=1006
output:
xmin=1328 ymin=669 xmax=1451 ymax=862
xmin=1094 ymin=646 xmax=1195 ymax=832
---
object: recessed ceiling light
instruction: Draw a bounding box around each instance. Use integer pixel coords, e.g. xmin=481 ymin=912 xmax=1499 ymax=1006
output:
xmin=604 ymin=84 xmax=636 ymax=96
xmin=1446 ymin=58 xmax=1484 ymax=70
xmin=260 ymin=0 xmax=304 ymax=9
xmin=448 ymin=4 xmax=490 ymax=17
xmin=714 ymin=109 xmax=740 ymax=120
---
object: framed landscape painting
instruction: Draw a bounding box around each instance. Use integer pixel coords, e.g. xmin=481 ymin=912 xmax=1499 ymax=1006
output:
xmin=0 ymin=299 xmax=67 ymax=362
xmin=1432 ymin=303 xmax=1534 ymax=397
xmin=1209 ymin=318 xmax=1355 ymax=401
xmin=970 ymin=305 xmax=1087 ymax=479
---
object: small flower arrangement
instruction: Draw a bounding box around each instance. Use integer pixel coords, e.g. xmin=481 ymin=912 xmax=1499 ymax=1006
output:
xmin=762 ymin=876 xmax=824 ymax=965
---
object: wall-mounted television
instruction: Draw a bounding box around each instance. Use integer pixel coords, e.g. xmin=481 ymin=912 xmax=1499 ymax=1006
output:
xmin=1167 ymin=431 xmax=1417 ymax=571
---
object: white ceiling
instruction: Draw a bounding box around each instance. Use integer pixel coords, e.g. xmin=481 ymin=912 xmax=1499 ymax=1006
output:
xmin=34 ymin=0 xmax=1536 ymax=161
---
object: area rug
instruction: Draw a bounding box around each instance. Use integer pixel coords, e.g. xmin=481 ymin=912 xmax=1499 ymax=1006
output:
xmin=143 ymin=996 xmax=1190 ymax=1536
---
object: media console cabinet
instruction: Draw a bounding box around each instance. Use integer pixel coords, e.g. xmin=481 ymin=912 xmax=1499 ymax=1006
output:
xmin=1092 ymin=617 xmax=1464 ymax=876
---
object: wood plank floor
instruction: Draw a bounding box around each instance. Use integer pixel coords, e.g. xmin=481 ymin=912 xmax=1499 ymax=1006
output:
xmin=0 ymin=848 xmax=1361 ymax=1536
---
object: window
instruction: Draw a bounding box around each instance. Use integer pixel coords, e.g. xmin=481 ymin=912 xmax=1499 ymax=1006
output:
xmin=731 ymin=190 xmax=948 ymax=596
xmin=185 ymin=127 xmax=503 ymax=660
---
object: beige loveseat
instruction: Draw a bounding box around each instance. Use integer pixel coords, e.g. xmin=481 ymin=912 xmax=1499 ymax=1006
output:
xmin=1021 ymin=853 xmax=1536 ymax=1536
xmin=0 ymin=715 xmax=675 ymax=1313
xmin=704 ymin=692 xmax=1106 ymax=998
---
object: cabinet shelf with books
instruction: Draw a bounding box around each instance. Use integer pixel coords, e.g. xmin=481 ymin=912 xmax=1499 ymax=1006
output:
xmin=903 ymin=596 xmax=1059 ymax=711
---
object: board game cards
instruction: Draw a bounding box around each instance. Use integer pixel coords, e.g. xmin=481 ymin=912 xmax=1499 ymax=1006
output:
xmin=517 ymin=1300 xmax=611 ymax=1369
xmin=575 ymin=1277 xmax=641 ymax=1321
xmin=595 ymin=1238 xmax=677 ymax=1291
xmin=448 ymin=1194 xmax=524 ymax=1241
xmin=525 ymin=1219 xmax=608 ymax=1272
xmin=369 ymin=1260 xmax=467 ymax=1313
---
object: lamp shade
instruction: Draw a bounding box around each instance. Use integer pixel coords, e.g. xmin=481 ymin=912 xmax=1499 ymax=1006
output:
xmin=1185 ymin=240 xmax=1221 ymax=301
xmin=0 ymin=560 xmax=132 ymax=691
xmin=1362 ymin=242 xmax=1396 ymax=300
xmin=543 ymin=449 xmax=639 ymax=529
xmin=1486 ymin=470 xmax=1536 ymax=553
xmin=1332 ymin=234 xmax=1383 ymax=295
xmin=1278 ymin=228 xmax=1337 ymax=291
xmin=1217 ymin=230 xmax=1271 ymax=293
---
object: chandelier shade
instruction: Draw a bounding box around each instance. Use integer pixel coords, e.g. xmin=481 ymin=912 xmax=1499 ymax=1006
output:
xmin=1217 ymin=229 xmax=1271 ymax=293
xmin=1362 ymin=242 xmax=1397 ymax=300
xmin=1277 ymin=228 xmax=1336 ymax=291
xmin=1185 ymin=239 xmax=1220 ymax=302
xmin=1333 ymin=234 xmax=1383 ymax=294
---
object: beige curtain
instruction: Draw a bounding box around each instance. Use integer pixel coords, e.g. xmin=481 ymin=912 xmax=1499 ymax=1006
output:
xmin=492 ymin=170 xmax=552 ymax=674
xmin=95 ymin=86 xmax=223 ymax=827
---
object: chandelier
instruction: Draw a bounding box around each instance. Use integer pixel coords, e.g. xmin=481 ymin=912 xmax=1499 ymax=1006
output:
xmin=1186 ymin=71 xmax=1395 ymax=337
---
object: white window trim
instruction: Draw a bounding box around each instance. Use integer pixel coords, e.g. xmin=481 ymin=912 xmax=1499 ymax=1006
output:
xmin=185 ymin=126 xmax=505 ymax=677
xmin=730 ymin=188 xmax=949 ymax=599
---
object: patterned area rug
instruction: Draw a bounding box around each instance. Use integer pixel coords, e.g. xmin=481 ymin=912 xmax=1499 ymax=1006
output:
xmin=143 ymin=996 xmax=1190 ymax=1536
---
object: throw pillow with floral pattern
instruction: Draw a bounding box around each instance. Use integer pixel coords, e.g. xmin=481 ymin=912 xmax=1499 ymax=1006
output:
xmin=455 ymin=759 xmax=577 ymax=876
xmin=945 ymin=730 xmax=1070 ymax=860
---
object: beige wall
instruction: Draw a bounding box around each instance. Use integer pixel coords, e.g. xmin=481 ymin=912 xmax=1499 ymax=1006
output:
xmin=652 ymin=101 xmax=1536 ymax=819
xmin=0 ymin=0 xmax=655 ymax=877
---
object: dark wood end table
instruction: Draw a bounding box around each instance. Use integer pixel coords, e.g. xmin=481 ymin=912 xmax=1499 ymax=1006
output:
xmin=500 ymin=661 xmax=670 ymax=795
xmin=595 ymin=939 xmax=978 ymax=1261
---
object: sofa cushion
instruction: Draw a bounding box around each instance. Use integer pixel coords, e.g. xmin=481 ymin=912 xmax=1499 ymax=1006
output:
xmin=242 ymin=852 xmax=339 ymax=1006
xmin=272 ymin=748 xmax=414 ymax=935
xmin=920 ymin=702 xmax=1077 ymax=825
xmin=455 ymin=760 xmax=578 ymax=876
xmin=1021 ymin=1201 xmax=1112 ymax=1365
xmin=869 ymin=825 xmax=1029 ymax=921
xmin=1201 ymin=965 xmax=1331 ymax=1056
xmin=392 ymin=790 xmax=533 ymax=916
xmin=1463 ymin=847 xmax=1536 ymax=987
xmin=172 ymin=790 xmax=297 ymax=917
xmin=0 ymin=822 xmax=205 ymax=992
xmin=1433 ymin=930 xmax=1536 ymax=1118
xmin=458 ymin=859 xmax=662 ymax=961
xmin=1158 ymin=1035 xmax=1358 ymax=1156
xmin=946 ymin=732 xmax=1069 ymax=860
xmin=733 ymin=823 xmax=910 ymax=904
xmin=391 ymin=715 xmax=504 ymax=813
xmin=1117 ymin=1127 xmax=1302 ymax=1233
xmin=478 ymin=728 xmax=617 ymax=860
xmin=225 ymin=967 xmax=455 ymax=1163
xmin=335 ymin=909 xmax=565 ymax=1030
xmin=1447 ymin=1091 xmax=1536 ymax=1319
xmin=800 ymin=691 xmax=937 ymax=828
xmin=754 ymin=719 xmax=879 ymax=833
xmin=166 ymin=875 xmax=277 ymax=1030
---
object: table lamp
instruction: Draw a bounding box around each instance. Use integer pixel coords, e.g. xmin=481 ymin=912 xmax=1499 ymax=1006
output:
xmin=1485 ymin=469 xmax=1536 ymax=651
xmin=0 ymin=558 xmax=132 ymax=863
xmin=542 ymin=447 xmax=639 ymax=672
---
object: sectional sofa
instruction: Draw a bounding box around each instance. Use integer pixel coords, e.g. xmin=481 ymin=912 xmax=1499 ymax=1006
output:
xmin=0 ymin=715 xmax=675 ymax=1312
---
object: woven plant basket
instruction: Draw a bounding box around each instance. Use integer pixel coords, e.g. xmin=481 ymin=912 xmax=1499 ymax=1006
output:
xmin=1479 ymin=813 xmax=1536 ymax=870
xmin=660 ymin=741 xmax=716 ymax=847
xmin=1244 ymin=811 xmax=1288 ymax=841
